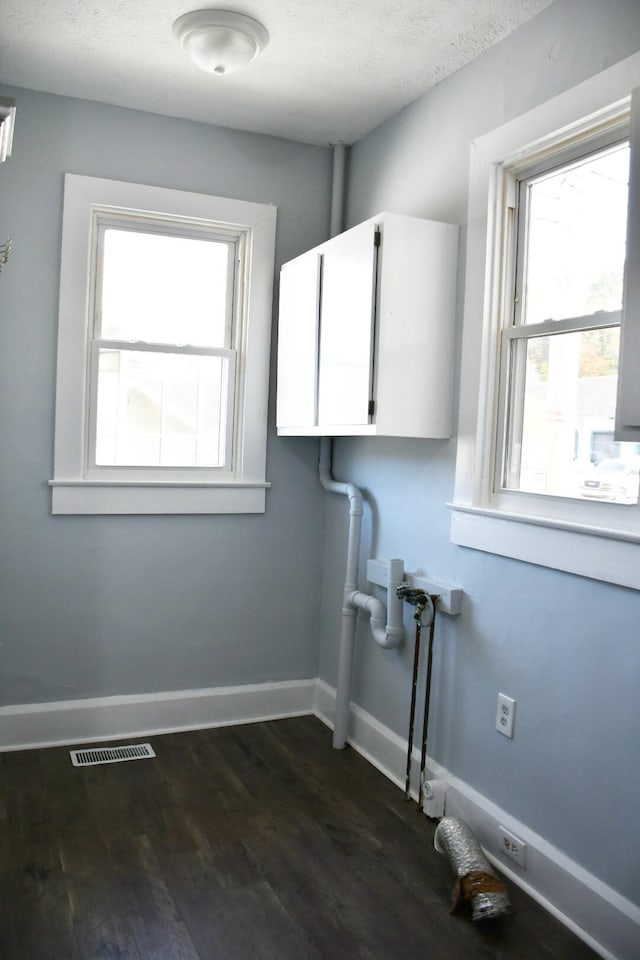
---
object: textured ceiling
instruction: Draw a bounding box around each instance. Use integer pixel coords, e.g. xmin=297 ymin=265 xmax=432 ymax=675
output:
xmin=0 ymin=0 xmax=556 ymax=145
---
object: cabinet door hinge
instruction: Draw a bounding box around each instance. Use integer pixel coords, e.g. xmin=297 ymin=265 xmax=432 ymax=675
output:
xmin=374 ymin=229 xmax=381 ymax=248
xmin=368 ymin=399 xmax=376 ymax=417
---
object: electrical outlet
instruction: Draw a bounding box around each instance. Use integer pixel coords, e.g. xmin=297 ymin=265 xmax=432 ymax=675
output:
xmin=498 ymin=825 xmax=527 ymax=867
xmin=496 ymin=693 xmax=516 ymax=738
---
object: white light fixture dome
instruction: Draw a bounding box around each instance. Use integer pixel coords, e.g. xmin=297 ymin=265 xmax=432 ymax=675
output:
xmin=173 ymin=9 xmax=269 ymax=76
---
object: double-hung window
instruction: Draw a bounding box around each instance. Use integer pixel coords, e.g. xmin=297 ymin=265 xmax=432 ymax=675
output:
xmin=92 ymin=220 xmax=236 ymax=474
xmin=452 ymin=52 xmax=640 ymax=589
xmin=499 ymin=136 xmax=634 ymax=501
xmin=51 ymin=175 xmax=277 ymax=515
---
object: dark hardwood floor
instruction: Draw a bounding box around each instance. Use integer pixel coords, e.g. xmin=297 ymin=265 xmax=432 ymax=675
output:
xmin=0 ymin=715 xmax=600 ymax=959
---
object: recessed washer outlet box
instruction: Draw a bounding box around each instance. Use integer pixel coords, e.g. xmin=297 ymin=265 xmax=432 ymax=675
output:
xmin=366 ymin=559 xmax=463 ymax=615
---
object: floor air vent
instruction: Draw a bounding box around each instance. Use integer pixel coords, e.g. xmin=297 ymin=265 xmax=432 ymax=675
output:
xmin=70 ymin=743 xmax=156 ymax=767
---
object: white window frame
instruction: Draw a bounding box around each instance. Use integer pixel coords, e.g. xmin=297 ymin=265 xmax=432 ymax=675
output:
xmin=88 ymin=214 xmax=238 ymax=478
xmin=451 ymin=51 xmax=640 ymax=590
xmin=51 ymin=174 xmax=277 ymax=515
xmin=496 ymin=131 xmax=630 ymax=499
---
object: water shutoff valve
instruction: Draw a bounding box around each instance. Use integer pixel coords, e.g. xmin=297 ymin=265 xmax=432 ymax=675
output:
xmin=397 ymin=584 xmax=429 ymax=620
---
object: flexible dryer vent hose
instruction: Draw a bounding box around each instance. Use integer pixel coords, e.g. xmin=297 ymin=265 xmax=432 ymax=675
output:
xmin=434 ymin=817 xmax=510 ymax=921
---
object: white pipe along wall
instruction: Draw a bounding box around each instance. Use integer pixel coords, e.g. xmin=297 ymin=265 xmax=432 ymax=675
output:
xmin=318 ymin=438 xmax=405 ymax=747
xmin=329 ymin=142 xmax=346 ymax=238
xmin=320 ymin=144 xmax=407 ymax=748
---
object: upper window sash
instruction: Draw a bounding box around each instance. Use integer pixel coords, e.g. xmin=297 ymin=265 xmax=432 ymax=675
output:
xmin=511 ymin=134 xmax=629 ymax=329
xmin=92 ymin=215 xmax=238 ymax=350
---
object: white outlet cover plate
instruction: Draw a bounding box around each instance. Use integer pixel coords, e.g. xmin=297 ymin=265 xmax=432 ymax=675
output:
xmin=498 ymin=824 xmax=527 ymax=867
xmin=496 ymin=693 xmax=516 ymax=738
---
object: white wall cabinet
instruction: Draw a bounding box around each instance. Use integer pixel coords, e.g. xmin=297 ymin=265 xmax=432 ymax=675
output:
xmin=276 ymin=211 xmax=458 ymax=438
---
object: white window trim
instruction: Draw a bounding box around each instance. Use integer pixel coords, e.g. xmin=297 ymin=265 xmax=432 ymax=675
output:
xmin=51 ymin=174 xmax=277 ymax=515
xmin=616 ymin=79 xmax=640 ymax=442
xmin=451 ymin=50 xmax=640 ymax=590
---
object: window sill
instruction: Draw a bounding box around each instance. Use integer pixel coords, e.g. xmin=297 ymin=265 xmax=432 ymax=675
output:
xmin=449 ymin=503 xmax=640 ymax=590
xmin=49 ymin=480 xmax=270 ymax=515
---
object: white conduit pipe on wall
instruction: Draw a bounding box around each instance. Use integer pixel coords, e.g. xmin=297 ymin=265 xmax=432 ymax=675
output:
xmin=330 ymin=142 xmax=346 ymax=238
xmin=320 ymin=144 xmax=405 ymax=749
xmin=319 ymin=438 xmax=404 ymax=749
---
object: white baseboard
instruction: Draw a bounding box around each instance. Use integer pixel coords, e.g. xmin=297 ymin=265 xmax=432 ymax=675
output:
xmin=0 ymin=678 xmax=317 ymax=752
xmin=314 ymin=679 xmax=640 ymax=960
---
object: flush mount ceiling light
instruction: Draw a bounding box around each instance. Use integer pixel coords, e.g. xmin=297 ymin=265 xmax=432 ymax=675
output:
xmin=173 ymin=9 xmax=269 ymax=76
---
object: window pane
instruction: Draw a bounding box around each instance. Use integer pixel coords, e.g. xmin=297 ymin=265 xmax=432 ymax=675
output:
xmin=504 ymin=328 xmax=640 ymax=501
xmin=95 ymin=349 xmax=230 ymax=467
xmin=521 ymin=143 xmax=629 ymax=324
xmin=100 ymin=229 xmax=231 ymax=347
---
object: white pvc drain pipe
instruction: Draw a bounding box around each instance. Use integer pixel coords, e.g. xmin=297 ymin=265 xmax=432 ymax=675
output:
xmin=319 ymin=438 xmax=404 ymax=748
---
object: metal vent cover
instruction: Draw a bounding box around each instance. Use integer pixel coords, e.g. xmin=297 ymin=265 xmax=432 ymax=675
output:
xmin=70 ymin=742 xmax=156 ymax=767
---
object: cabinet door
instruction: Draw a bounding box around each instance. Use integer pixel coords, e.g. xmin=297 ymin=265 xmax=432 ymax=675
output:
xmin=318 ymin=221 xmax=377 ymax=426
xmin=276 ymin=251 xmax=321 ymax=428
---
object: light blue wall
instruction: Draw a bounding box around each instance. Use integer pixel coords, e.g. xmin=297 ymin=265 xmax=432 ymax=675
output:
xmin=0 ymin=87 xmax=330 ymax=704
xmin=319 ymin=0 xmax=640 ymax=906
